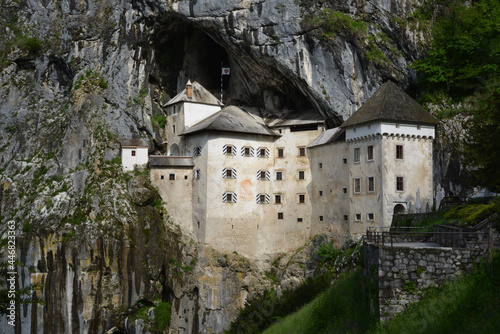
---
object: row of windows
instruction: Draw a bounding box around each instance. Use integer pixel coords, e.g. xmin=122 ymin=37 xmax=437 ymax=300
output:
xmin=221 ymin=169 xmax=304 ymax=180
xmin=351 ymin=144 xmax=403 ymax=163
xmin=352 ymin=176 xmax=404 ymax=193
xmin=220 ymin=145 xmax=307 ymax=158
xmin=223 ymin=192 xmax=307 ymax=204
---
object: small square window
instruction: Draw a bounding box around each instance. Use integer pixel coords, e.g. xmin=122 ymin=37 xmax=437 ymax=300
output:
xmin=319 ymin=216 xmax=323 ymax=221
xmin=277 ymin=148 xmax=284 ymax=158
xmin=244 ymin=147 xmax=251 ymax=156
xmin=354 ymin=147 xmax=360 ymax=163
xmin=131 ymin=150 xmax=136 ymax=157
xmin=355 ymin=213 xmax=362 ymax=221
xmin=160 ymin=174 xmax=165 ymax=180
xmin=276 ymin=171 xmax=283 ymax=180
xmin=367 ymin=145 xmax=374 ymax=161
xmin=260 ymin=171 xmax=266 ymax=179
xmin=169 ymin=174 xmax=175 ymax=180
xmin=184 ymin=175 xmax=188 ymax=180
xmin=259 ymin=148 xmax=266 ymax=157
xmin=319 ymin=191 xmax=323 ymax=196
xmin=275 ymin=194 xmax=282 ymax=204
xmin=226 ymin=193 xmax=233 ymax=202
xmin=318 ymin=162 xmax=322 ymax=169
xmin=298 ymin=171 xmax=305 ymax=180
xmin=342 ymin=158 xmax=347 ymax=165
xmin=226 ymin=146 xmax=232 ymax=155
xmin=298 ymin=147 xmax=306 ymax=157
xmin=259 ymin=194 xmax=266 ymax=203
xmin=297 ymin=218 xmax=303 ymax=222
xmin=298 ymin=194 xmax=305 ymax=204
xmin=396 ymin=145 xmax=404 ymax=160
xmin=226 ymin=169 xmax=233 ymax=178
xmin=344 ymin=215 xmax=349 ymax=221
xmin=342 ymin=187 xmax=348 ymax=194
xmin=368 ymin=213 xmax=374 ymax=221
xmin=278 ymin=212 xmax=284 ymax=220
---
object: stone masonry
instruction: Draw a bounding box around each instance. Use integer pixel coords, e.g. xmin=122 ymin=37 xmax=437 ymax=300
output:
xmin=364 ymin=241 xmax=488 ymax=322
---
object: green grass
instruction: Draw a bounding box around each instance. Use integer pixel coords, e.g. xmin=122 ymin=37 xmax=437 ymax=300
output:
xmin=263 ymin=269 xmax=375 ymax=334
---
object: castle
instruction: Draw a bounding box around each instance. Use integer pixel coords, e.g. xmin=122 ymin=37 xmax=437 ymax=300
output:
xmin=121 ymin=81 xmax=439 ymax=258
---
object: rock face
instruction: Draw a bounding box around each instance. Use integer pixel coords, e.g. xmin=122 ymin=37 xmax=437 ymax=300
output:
xmin=0 ymin=0 xmax=457 ymax=332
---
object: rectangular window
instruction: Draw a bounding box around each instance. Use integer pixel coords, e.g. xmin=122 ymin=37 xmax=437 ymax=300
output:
xmin=344 ymin=215 xmax=349 ymax=221
xmin=319 ymin=216 xmax=324 ymax=221
xmin=396 ymin=176 xmax=404 ymax=192
xmin=160 ymin=174 xmax=165 ymax=180
xmin=355 ymin=214 xmax=362 ymax=221
xmin=169 ymin=174 xmax=175 ymax=180
xmin=173 ymin=125 xmax=176 ymax=133
xmin=318 ymin=163 xmax=323 ymax=169
xmin=298 ymin=147 xmax=306 ymax=157
xmin=275 ymin=194 xmax=282 ymax=204
xmin=223 ymin=168 xmax=237 ymax=179
xmin=298 ymin=194 xmax=305 ymax=204
xmin=277 ymin=148 xmax=284 ymax=158
xmin=354 ymin=147 xmax=360 ymax=163
xmin=354 ymin=178 xmax=361 ymax=194
xmin=319 ymin=191 xmax=323 ymax=196
xmin=256 ymin=194 xmax=270 ymax=204
xmin=226 ymin=169 xmax=233 ymax=178
xmin=193 ymin=147 xmax=202 ymax=156
xmin=226 ymin=146 xmax=232 ymax=155
xmin=257 ymin=170 xmax=270 ymax=181
xmin=184 ymin=175 xmax=188 ymax=180
xmin=223 ymin=192 xmax=237 ymax=203
xmin=131 ymin=150 xmax=136 ymax=157
xmin=297 ymin=218 xmax=303 ymax=222
xmin=368 ymin=177 xmax=375 ymax=193
xmin=258 ymin=148 xmax=269 ymax=158
xmin=298 ymin=171 xmax=305 ymax=180
xmin=396 ymin=145 xmax=404 ymax=160
xmin=368 ymin=213 xmax=374 ymax=221
xmin=367 ymin=145 xmax=374 ymax=161
xmin=242 ymin=147 xmax=252 ymax=157
xmin=342 ymin=157 xmax=347 ymax=165
xmin=276 ymin=171 xmax=283 ymax=181
xmin=278 ymin=212 xmax=284 ymax=220
xmin=342 ymin=187 xmax=348 ymax=194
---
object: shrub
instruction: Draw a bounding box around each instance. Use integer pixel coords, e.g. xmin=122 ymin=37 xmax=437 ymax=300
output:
xmin=151 ymin=302 xmax=171 ymax=333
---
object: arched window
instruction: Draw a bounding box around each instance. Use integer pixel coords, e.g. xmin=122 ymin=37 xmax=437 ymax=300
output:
xmin=168 ymin=143 xmax=180 ymax=156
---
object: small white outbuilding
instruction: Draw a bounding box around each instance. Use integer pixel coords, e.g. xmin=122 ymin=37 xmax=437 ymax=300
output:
xmin=121 ymin=138 xmax=149 ymax=171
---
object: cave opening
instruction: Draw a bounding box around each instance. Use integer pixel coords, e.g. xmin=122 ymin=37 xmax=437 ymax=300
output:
xmin=152 ymin=16 xmax=315 ymax=112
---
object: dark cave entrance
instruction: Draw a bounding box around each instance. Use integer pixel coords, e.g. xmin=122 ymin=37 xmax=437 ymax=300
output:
xmin=152 ymin=16 xmax=315 ymax=112
xmin=153 ymin=18 xmax=230 ymax=100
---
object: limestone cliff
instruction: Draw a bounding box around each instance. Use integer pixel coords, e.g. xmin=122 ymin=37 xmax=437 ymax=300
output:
xmin=0 ymin=0 xmax=450 ymax=332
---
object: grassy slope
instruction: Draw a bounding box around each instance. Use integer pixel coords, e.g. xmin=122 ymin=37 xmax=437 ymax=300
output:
xmin=264 ymin=253 xmax=500 ymax=334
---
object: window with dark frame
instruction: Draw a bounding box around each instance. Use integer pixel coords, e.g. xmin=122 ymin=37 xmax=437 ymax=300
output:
xmin=297 ymin=218 xmax=303 ymax=222
xmin=354 ymin=178 xmax=361 ymax=193
xmin=278 ymin=212 xmax=284 ymax=220
xmin=226 ymin=193 xmax=233 ymax=202
xmin=343 ymin=187 xmax=348 ymax=194
xmin=298 ymin=171 xmax=305 ymax=180
xmin=344 ymin=215 xmax=349 ymax=221
xmin=319 ymin=216 xmax=323 ymax=221
xmin=259 ymin=148 xmax=266 ymax=157
xmin=396 ymin=176 xmax=404 ymax=191
xmin=368 ymin=213 xmax=374 ymax=221
xmin=298 ymin=147 xmax=306 ymax=157
xmin=226 ymin=145 xmax=232 ymax=155
xmin=131 ymin=150 xmax=136 ymax=156
xmin=355 ymin=213 xmax=362 ymax=221
xmin=368 ymin=176 xmax=375 ymax=193
xmin=275 ymin=194 xmax=282 ymax=204
xmin=169 ymin=174 xmax=175 ymax=180
xmin=396 ymin=145 xmax=404 ymax=159
xmin=367 ymin=145 xmax=374 ymax=161
xmin=259 ymin=194 xmax=266 ymax=203
xmin=226 ymin=169 xmax=233 ymax=178
xmin=276 ymin=171 xmax=283 ymax=180
xmin=319 ymin=191 xmax=323 ymax=196
xmin=354 ymin=147 xmax=360 ymax=163
xmin=244 ymin=147 xmax=251 ymax=156
xmin=318 ymin=162 xmax=322 ymax=169
xmin=342 ymin=157 xmax=347 ymax=165
xmin=160 ymin=174 xmax=165 ymax=180
xmin=278 ymin=148 xmax=284 ymax=158
xmin=298 ymin=194 xmax=305 ymax=203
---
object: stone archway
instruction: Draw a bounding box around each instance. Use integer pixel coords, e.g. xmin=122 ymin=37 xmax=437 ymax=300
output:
xmin=393 ymin=204 xmax=406 ymax=214
xmin=168 ymin=143 xmax=180 ymax=156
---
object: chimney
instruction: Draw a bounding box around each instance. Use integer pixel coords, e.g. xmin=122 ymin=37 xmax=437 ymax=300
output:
xmin=186 ymin=80 xmax=193 ymax=98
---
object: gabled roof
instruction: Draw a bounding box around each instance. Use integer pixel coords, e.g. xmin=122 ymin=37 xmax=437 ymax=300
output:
xmin=341 ymin=81 xmax=439 ymax=128
xmin=181 ymin=106 xmax=278 ymax=137
xmin=308 ymin=127 xmax=345 ymax=148
xmin=163 ymin=81 xmax=222 ymax=107
xmin=121 ymin=138 xmax=149 ymax=147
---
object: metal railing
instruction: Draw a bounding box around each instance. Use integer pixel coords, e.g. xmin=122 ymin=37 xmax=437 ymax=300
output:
xmin=366 ymin=226 xmax=490 ymax=248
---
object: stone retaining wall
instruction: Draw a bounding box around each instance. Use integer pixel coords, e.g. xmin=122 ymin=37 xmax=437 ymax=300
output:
xmin=364 ymin=241 xmax=488 ymax=322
